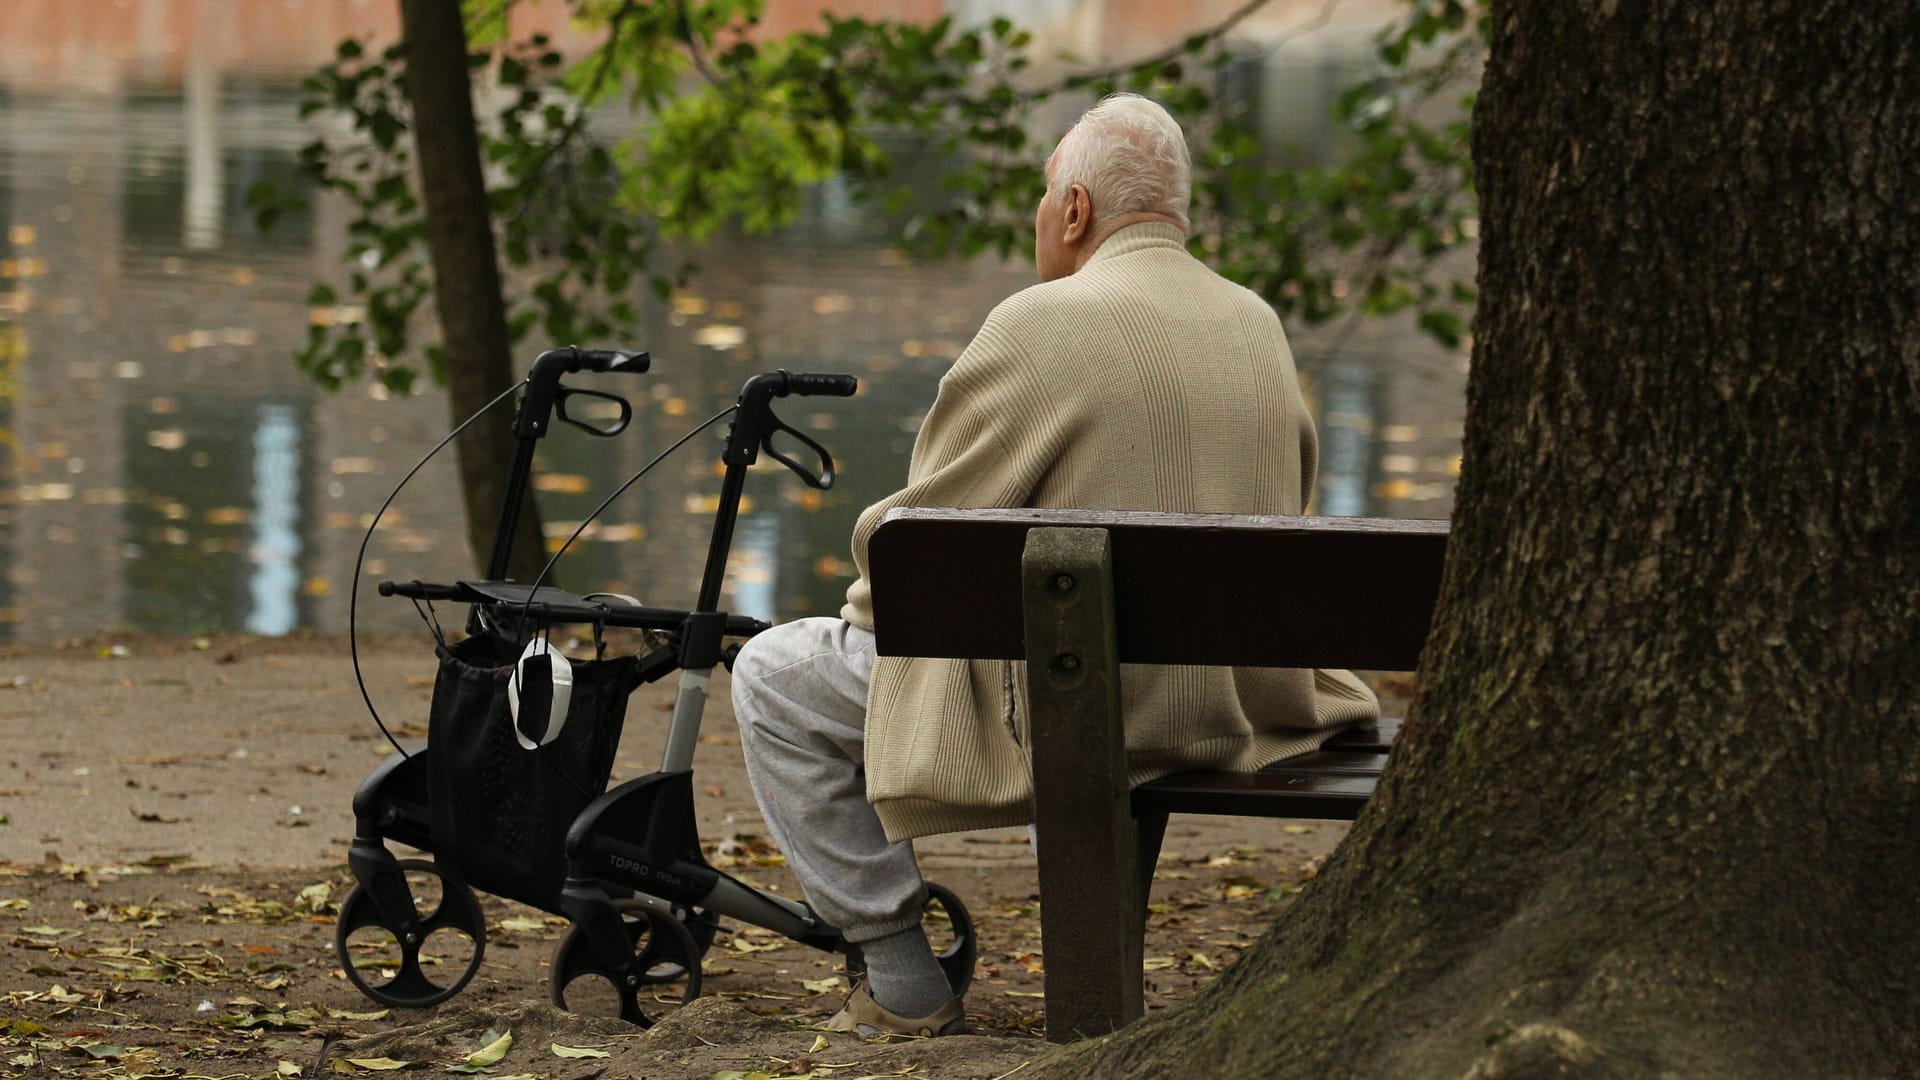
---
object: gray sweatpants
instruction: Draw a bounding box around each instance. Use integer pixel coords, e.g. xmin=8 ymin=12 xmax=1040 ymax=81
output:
xmin=730 ymin=617 xmax=927 ymax=943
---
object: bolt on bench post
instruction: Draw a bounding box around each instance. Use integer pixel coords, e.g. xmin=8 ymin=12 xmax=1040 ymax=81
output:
xmin=1022 ymin=526 xmax=1145 ymax=1038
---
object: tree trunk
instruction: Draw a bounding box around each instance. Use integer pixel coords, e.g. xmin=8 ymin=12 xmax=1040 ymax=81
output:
xmin=1040 ymin=2 xmax=1920 ymax=1076
xmin=398 ymin=0 xmax=546 ymax=582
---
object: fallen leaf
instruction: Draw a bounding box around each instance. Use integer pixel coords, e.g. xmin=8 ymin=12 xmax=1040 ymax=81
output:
xmin=495 ymin=916 xmax=547 ymax=933
xmin=340 ymin=1058 xmax=419 ymax=1071
xmin=731 ymin=938 xmax=784 ymax=954
xmin=549 ymin=1043 xmax=609 ymax=1059
xmin=809 ymin=1034 xmax=831 ymax=1053
xmin=467 ymin=1030 xmax=513 ymax=1067
xmin=325 ymin=1008 xmax=389 ymax=1021
xmin=1281 ymin=824 xmax=1316 ymax=835
xmin=1142 ymin=956 xmax=1177 ymax=971
xmin=278 ymin=1062 xmax=302 ymax=1077
xmin=802 ymin=977 xmax=842 ymax=995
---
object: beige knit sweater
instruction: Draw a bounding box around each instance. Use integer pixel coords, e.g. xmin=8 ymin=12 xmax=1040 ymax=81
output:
xmin=843 ymin=223 xmax=1380 ymax=842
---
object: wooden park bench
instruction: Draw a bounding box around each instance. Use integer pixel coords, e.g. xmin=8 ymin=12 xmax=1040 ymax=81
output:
xmin=868 ymin=507 xmax=1449 ymax=1040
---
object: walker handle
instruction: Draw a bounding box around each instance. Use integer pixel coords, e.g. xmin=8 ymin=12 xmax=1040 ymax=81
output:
xmin=786 ymin=372 xmax=857 ymax=397
xmin=575 ymin=348 xmax=651 ymax=375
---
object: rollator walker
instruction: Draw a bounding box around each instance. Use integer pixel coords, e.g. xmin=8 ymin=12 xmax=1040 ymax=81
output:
xmin=336 ymin=346 xmax=975 ymax=1025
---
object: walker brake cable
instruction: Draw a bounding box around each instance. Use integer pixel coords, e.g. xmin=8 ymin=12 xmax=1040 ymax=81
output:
xmin=505 ymin=404 xmax=740 ymax=801
xmin=350 ymin=379 xmax=528 ymax=762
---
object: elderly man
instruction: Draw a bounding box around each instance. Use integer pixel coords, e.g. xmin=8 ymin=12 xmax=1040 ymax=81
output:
xmin=730 ymin=94 xmax=1378 ymax=1037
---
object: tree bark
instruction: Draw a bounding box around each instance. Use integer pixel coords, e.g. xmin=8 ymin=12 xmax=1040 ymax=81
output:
xmin=1039 ymin=2 xmax=1920 ymax=1076
xmin=398 ymin=0 xmax=546 ymax=582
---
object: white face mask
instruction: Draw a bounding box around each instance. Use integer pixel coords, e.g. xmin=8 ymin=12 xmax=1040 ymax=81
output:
xmin=508 ymin=638 xmax=575 ymax=750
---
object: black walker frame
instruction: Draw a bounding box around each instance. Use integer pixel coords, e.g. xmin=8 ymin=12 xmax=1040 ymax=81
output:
xmin=338 ymin=347 xmax=975 ymax=1025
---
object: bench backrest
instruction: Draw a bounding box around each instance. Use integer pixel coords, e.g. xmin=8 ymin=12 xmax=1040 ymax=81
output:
xmin=870 ymin=508 xmax=1450 ymax=671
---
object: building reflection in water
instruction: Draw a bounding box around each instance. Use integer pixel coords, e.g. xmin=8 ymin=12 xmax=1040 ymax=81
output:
xmin=245 ymin=402 xmax=302 ymax=634
xmin=0 ymin=0 xmax=1466 ymax=642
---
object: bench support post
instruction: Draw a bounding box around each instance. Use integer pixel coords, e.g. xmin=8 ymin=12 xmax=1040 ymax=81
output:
xmin=1022 ymin=526 xmax=1143 ymax=1040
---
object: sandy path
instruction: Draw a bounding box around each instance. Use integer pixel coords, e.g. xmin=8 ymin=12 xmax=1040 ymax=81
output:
xmin=0 ymin=633 xmax=1343 ymax=873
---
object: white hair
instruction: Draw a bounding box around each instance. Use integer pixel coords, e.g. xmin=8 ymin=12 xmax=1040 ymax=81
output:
xmin=1048 ymin=93 xmax=1192 ymax=232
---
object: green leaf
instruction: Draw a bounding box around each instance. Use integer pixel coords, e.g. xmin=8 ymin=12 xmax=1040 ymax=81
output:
xmin=549 ymin=1044 xmax=610 ymax=1059
xmin=1417 ymin=308 xmax=1466 ymax=348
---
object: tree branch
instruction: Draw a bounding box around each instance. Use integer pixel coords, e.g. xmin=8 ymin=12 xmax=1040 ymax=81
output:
xmin=1028 ymin=0 xmax=1341 ymax=99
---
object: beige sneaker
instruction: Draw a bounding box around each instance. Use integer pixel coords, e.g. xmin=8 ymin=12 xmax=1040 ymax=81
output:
xmin=824 ymin=979 xmax=969 ymax=1039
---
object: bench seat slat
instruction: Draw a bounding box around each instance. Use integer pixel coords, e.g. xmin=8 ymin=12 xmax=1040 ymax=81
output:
xmin=1322 ymin=717 xmax=1401 ymax=753
xmin=1251 ymin=749 xmax=1391 ymax=776
xmin=1132 ymin=772 xmax=1379 ymax=820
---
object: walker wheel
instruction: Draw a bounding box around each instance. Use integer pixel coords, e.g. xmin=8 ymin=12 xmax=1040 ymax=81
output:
xmin=549 ymin=899 xmax=703 ymax=1027
xmin=334 ymin=858 xmax=487 ymax=1009
xmin=923 ymin=881 xmax=977 ymax=997
xmin=843 ymin=882 xmax=977 ymax=998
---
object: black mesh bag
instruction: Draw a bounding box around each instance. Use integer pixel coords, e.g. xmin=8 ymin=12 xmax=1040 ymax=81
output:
xmin=426 ymin=632 xmax=638 ymax=912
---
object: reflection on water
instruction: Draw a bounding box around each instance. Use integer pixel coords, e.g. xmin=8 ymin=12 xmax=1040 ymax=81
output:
xmin=245 ymin=403 xmax=302 ymax=633
xmin=0 ymin=0 xmax=1466 ymax=642
xmin=1316 ymin=362 xmax=1377 ymax=519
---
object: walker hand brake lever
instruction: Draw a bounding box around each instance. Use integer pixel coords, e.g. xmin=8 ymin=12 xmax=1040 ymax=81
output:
xmin=556 ymin=387 xmax=633 ymax=437
xmin=762 ymin=420 xmax=837 ymax=490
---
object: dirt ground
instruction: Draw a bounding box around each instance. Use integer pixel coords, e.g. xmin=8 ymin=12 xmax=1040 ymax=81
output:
xmin=0 ymin=633 xmax=1359 ymax=1080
